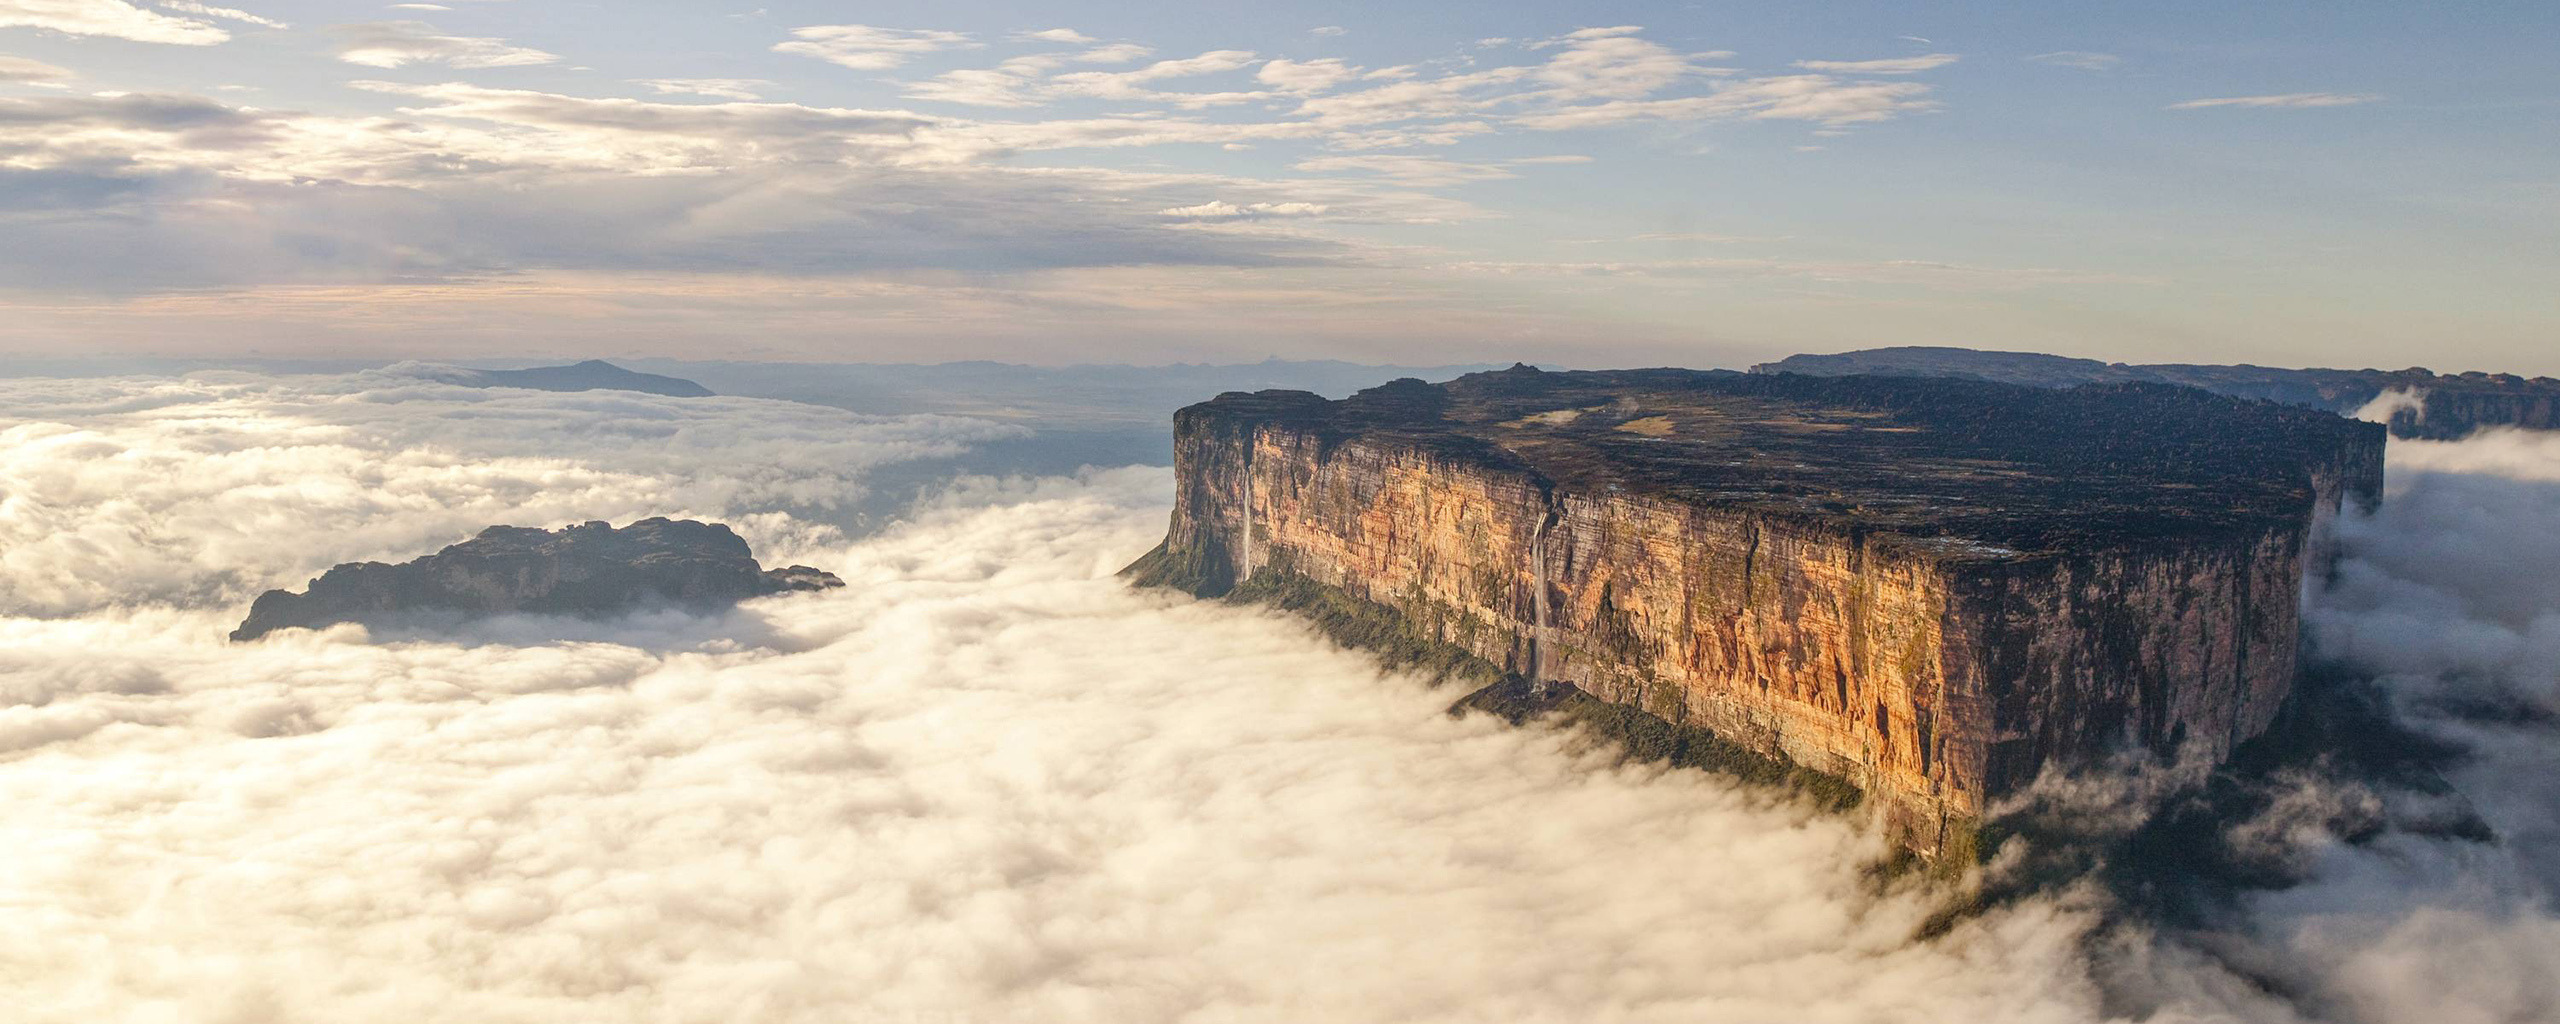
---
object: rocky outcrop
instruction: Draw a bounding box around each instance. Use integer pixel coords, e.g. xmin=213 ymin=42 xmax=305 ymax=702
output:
xmin=1129 ymin=367 xmax=2386 ymax=857
xmin=232 ymin=518 xmax=838 ymax=640
xmin=1754 ymin=346 xmax=2560 ymax=440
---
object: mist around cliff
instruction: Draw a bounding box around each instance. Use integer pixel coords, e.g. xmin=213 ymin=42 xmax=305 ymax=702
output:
xmin=2041 ymin=426 xmax=2560 ymax=1023
xmin=1 ymin=372 xmax=2553 ymax=1022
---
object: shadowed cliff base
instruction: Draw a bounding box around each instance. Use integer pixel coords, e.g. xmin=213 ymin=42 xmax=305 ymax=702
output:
xmin=1923 ymin=662 xmax=2493 ymax=932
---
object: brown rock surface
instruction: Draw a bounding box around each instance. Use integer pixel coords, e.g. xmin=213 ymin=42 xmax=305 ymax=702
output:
xmin=1128 ymin=366 xmax=2386 ymax=856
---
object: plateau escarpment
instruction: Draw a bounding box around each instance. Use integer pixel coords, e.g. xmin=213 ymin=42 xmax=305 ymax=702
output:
xmin=233 ymin=517 xmax=839 ymax=641
xmin=1127 ymin=367 xmax=2386 ymax=857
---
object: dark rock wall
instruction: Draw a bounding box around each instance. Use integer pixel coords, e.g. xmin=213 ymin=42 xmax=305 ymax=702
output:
xmin=233 ymin=518 xmax=838 ymax=640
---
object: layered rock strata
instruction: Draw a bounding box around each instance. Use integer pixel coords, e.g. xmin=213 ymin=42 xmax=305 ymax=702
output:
xmin=233 ymin=517 xmax=839 ymax=640
xmin=1128 ymin=367 xmax=2386 ymax=857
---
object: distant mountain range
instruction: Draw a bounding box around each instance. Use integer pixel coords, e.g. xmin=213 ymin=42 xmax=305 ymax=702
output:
xmin=614 ymin=356 xmax=1504 ymax=426
xmin=383 ymin=359 xmax=715 ymax=397
xmin=1756 ymin=346 xmax=2560 ymax=440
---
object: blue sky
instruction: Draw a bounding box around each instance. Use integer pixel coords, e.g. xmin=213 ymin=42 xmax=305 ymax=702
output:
xmin=0 ymin=1 xmax=2554 ymax=371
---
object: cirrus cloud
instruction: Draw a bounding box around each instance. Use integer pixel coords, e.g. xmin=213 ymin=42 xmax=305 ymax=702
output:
xmin=1792 ymin=53 xmax=1961 ymax=74
xmin=331 ymin=20 xmax=558 ymax=69
xmin=772 ymin=23 xmax=977 ymax=71
xmin=2169 ymin=92 xmax=2383 ymax=110
xmin=0 ymin=0 xmax=232 ymax=44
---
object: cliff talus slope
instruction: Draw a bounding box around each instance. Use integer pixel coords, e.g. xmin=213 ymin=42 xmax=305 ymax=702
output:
xmin=1129 ymin=367 xmax=2386 ymax=856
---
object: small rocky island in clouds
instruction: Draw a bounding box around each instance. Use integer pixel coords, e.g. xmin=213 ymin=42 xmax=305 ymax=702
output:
xmin=1130 ymin=365 xmax=2385 ymax=859
xmin=232 ymin=518 xmax=840 ymax=641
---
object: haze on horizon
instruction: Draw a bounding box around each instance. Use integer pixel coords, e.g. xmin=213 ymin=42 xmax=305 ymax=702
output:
xmin=0 ymin=1 xmax=2554 ymax=374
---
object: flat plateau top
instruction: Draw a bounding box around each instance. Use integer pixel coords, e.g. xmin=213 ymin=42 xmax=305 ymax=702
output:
xmin=1187 ymin=365 xmax=2384 ymax=559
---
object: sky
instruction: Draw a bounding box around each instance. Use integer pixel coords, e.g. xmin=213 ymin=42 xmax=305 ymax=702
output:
xmin=0 ymin=0 xmax=2554 ymax=371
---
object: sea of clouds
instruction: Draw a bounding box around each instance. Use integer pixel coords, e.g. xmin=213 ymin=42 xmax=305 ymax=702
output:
xmin=0 ymin=372 xmax=2552 ymax=1022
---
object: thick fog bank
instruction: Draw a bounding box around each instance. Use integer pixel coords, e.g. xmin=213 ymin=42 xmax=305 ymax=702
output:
xmin=0 ymin=374 xmax=2552 ymax=1022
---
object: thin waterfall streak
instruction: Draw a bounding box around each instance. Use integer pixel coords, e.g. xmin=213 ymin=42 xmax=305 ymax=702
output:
xmin=1238 ymin=438 xmax=1256 ymax=583
xmin=1529 ymin=498 xmax=1559 ymax=691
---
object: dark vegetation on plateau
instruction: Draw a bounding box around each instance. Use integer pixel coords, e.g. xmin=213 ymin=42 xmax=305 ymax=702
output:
xmin=1176 ymin=364 xmax=2382 ymax=555
xmin=1758 ymin=345 xmax=2560 ymax=440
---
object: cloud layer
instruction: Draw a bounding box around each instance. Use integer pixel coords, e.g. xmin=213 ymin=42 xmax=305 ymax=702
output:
xmin=1 ymin=374 xmax=2553 ymax=1021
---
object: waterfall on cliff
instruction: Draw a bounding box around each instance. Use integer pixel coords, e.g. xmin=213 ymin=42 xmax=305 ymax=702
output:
xmin=1238 ymin=440 xmax=1256 ymax=583
xmin=1528 ymin=500 xmax=1560 ymax=691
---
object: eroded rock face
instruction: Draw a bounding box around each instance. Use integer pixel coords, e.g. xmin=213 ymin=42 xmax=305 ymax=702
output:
xmin=1755 ymin=346 xmax=2560 ymax=440
xmin=231 ymin=518 xmax=840 ymax=641
xmin=1128 ymin=367 xmax=2387 ymax=857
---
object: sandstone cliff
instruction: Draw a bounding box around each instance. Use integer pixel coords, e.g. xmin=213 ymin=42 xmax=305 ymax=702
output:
xmin=232 ymin=517 xmax=840 ymax=641
xmin=1129 ymin=367 xmax=2386 ymax=857
xmin=1754 ymin=346 xmax=2560 ymax=440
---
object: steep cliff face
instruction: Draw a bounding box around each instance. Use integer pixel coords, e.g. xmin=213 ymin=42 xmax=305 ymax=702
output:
xmin=1130 ymin=368 xmax=2386 ymax=856
xmin=1755 ymin=346 xmax=2560 ymax=440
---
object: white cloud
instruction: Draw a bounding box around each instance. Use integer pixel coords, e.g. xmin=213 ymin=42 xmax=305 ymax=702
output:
xmin=1047 ymin=48 xmax=1261 ymax=104
xmin=900 ymin=44 xmax=1198 ymax=109
xmin=1510 ymin=73 xmax=1940 ymax=129
xmin=1792 ymin=53 xmax=1961 ymax=74
xmin=1533 ymin=28 xmax=1712 ymax=99
xmin=1257 ymin=57 xmax=1358 ymax=95
xmin=1310 ymin=25 xmax=1346 ymax=37
xmin=2026 ymin=51 xmax=2120 ymax=71
xmin=2169 ymin=92 xmax=2382 ymax=109
xmin=0 ymin=375 xmax=1018 ymax=615
xmin=0 ymin=0 xmax=230 ymax=44
xmin=631 ymin=77 xmax=774 ymax=101
xmin=157 ymin=0 xmax=283 ymax=30
xmin=1158 ymin=200 xmax=1330 ymax=220
xmin=1014 ymin=27 xmax=1092 ymax=44
xmin=332 ymin=20 xmax=557 ymax=69
xmin=1072 ymin=42 xmax=1151 ymax=64
xmin=0 ymin=52 xmax=73 ymax=82
xmin=772 ymin=23 xmax=975 ymax=71
xmin=1295 ymin=154 xmax=1517 ymax=185
xmin=902 ymin=65 xmax=1045 ymax=107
